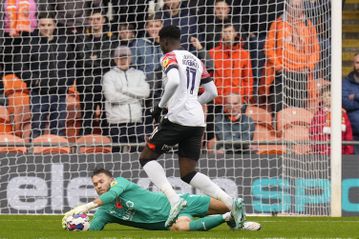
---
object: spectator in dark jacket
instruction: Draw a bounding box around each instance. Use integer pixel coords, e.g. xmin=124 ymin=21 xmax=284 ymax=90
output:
xmin=112 ymin=23 xmax=137 ymax=64
xmin=132 ymin=16 xmax=163 ymax=99
xmin=22 ymin=13 xmax=75 ymax=139
xmin=156 ymin=0 xmax=198 ymax=51
xmin=37 ymin=0 xmax=91 ymax=35
xmin=342 ymin=53 xmax=359 ymax=154
xmin=198 ymin=0 xmax=240 ymax=50
xmin=75 ymin=8 xmax=114 ymax=135
xmin=215 ymin=94 xmax=255 ymax=153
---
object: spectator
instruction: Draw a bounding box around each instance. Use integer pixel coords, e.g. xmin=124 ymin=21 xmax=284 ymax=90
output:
xmin=305 ymin=0 xmax=331 ymax=79
xmin=2 ymin=0 xmax=37 ymax=75
xmin=103 ymin=46 xmax=150 ymax=152
xmin=243 ymin=0 xmax=284 ymax=96
xmin=112 ymin=23 xmax=137 ymax=66
xmin=261 ymin=0 xmax=320 ymax=113
xmin=209 ymin=23 xmax=254 ymax=105
xmin=132 ymin=16 xmax=164 ymax=134
xmin=190 ymin=36 xmax=215 ymax=73
xmin=22 ymin=13 xmax=75 ymax=139
xmin=116 ymin=23 xmax=137 ymax=48
xmin=215 ymin=94 xmax=255 ymax=153
xmin=342 ymin=53 xmax=359 ymax=154
xmin=37 ymin=0 xmax=95 ymax=35
xmin=156 ymin=0 xmax=198 ymax=51
xmin=198 ymin=0 xmax=240 ymax=50
xmin=310 ymin=86 xmax=354 ymax=155
xmin=110 ymin=0 xmax=147 ymax=36
xmin=75 ymin=8 xmax=114 ymax=136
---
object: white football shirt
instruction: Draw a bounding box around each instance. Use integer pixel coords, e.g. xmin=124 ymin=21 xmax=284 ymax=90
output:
xmin=160 ymin=50 xmax=211 ymax=127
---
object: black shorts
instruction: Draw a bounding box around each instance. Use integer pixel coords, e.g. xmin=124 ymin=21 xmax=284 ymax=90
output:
xmin=147 ymin=119 xmax=205 ymax=160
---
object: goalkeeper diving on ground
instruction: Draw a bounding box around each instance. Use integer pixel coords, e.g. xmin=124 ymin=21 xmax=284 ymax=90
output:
xmin=62 ymin=168 xmax=261 ymax=232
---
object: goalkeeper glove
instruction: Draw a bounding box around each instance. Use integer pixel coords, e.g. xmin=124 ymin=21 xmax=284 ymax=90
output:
xmin=62 ymin=202 xmax=98 ymax=228
xmin=151 ymin=105 xmax=167 ymax=123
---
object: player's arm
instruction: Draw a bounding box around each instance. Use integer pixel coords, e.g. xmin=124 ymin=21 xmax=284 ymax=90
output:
xmin=63 ymin=181 xmax=126 ymax=217
xmin=158 ymin=68 xmax=180 ymax=108
xmin=198 ymin=62 xmax=218 ymax=105
xmin=152 ymin=53 xmax=180 ymax=123
xmin=88 ymin=209 xmax=112 ymax=231
xmin=198 ymin=80 xmax=218 ymax=105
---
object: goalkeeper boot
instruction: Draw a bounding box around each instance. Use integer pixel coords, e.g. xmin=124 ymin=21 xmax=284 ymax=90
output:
xmin=226 ymin=219 xmax=236 ymax=230
xmin=231 ymin=198 xmax=246 ymax=229
xmin=165 ymin=198 xmax=187 ymax=227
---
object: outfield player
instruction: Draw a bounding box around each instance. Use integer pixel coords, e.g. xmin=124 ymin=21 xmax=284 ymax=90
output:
xmin=137 ymin=25 xmax=245 ymax=228
xmin=63 ymin=168 xmax=260 ymax=231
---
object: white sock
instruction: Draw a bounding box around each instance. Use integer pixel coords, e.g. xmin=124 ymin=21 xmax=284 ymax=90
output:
xmin=190 ymin=172 xmax=233 ymax=209
xmin=222 ymin=212 xmax=232 ymax=221
xmin=143 ymin=160 xmax=180 ymax=207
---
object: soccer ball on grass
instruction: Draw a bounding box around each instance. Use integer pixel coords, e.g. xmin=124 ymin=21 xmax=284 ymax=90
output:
xmin=63 ymin=213 xmax=90 ymax=231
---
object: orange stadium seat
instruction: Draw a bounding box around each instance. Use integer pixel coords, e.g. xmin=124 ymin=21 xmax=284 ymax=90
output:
xmin=0 ymin=134 xmax=26 ymax=154
xmin=6 ymin=92 xmax=31 ymax=140
xmin=245 ymin=105 xmax=273 ymax=129
xmin=282 ymin=126 xmax=311 ymax=155
xmin=0 ymin=106 xmax=13 ymax=134
xmin=253 ymin=124 xmax=286 ymax=155
xmin=33 ymin=134 xmax=70 ymax=154
xmin=277 ymin=107 xmax=314 ymax=130
xmin=2 ymin=74 xmax=28 ymax=97
xmin=76 ymin=135 xmax=112 ymax=154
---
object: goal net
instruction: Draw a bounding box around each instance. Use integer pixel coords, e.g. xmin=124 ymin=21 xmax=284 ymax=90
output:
xmin=0 ymin=0 xmax=335 ymax=216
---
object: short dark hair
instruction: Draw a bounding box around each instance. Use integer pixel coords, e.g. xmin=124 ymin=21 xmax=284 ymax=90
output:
xmin=92 ymin=168 xmax=113 ymax=178
xmin=146 ymin=14 xmax=163 ymax=23
xmin=38 ymin=12 xmax=56 ymax=20
xmin=159 ymin=25 xmax=181 ymax=41
xmin=222 ymin=23 xmax=237 ymax=32
xmin=89 ymin=7 xmax=105 ymax=17
xmin=118 ymin=22 xmax=135 ymax=31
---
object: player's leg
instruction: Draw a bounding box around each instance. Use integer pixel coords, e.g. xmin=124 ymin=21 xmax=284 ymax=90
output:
xmin=139 ymin=120 xmax=185 ymax=210
xmin=206 ymin=198 xmax=230 ymax=215
xmin=205 ymin=199 xmax=260 ymax=231
xmin=178 ymin=127 xmax=245 ymax=229
xmin=178 ymin=130 xmax=233 ymax=210
xmin=170 ymin=215 xmax=227 ymax=232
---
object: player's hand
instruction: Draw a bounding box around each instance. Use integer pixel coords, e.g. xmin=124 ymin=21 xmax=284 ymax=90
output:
xmin=151 ymin=105 xmax=163 ymax=123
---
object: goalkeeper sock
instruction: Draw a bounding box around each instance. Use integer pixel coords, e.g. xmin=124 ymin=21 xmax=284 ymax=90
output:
xmin=189 ymin=215 xmax=225 ymax=231
xmin=143 ymin=160 xmax=180 ymax=206
xmin=189 ymin=172 xmax=233 ymax=210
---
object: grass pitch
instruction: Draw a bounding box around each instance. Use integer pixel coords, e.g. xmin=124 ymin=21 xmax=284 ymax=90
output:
xmin=0 ymin=215 xmax=358 ymax=239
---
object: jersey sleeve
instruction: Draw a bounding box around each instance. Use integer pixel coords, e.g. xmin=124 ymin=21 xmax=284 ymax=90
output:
xmin=89 ymin=208 xmax=112 ymax=231
xmin=161 ymin=52 xmax=178 ymax=74
xmin=99 ymin=177 xmax=130 ymax=204
xmin=200 ymin=62 xmax=212 ymax=85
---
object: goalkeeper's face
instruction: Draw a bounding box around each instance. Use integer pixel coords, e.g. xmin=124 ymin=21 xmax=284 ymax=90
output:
xmin=92 ymin=173 xmax=113 ymax=195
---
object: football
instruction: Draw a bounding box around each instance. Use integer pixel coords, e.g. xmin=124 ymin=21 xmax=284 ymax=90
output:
xmin=64 ymin=213 xmax=90 ymax=231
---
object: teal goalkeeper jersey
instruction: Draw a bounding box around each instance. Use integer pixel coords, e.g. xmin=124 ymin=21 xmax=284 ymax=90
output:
xmin=89 ymin=177 xmax=210 ymax=231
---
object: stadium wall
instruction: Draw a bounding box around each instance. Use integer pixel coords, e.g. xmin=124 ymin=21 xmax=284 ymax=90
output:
xmin=0 ymin=154 xmax=358 ymax=216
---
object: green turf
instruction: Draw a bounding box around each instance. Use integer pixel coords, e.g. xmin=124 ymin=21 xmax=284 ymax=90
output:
xmin=0 ymin=215 xmax=358 ymax=239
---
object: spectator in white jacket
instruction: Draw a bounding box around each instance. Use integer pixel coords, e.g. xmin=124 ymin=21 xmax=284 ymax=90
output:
xmin=103 ymin=46 xmax=150 ymax=152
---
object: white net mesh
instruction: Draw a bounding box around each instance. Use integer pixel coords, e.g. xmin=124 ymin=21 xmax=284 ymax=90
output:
xmin=0 ymin=0 xmax=335 ymax=215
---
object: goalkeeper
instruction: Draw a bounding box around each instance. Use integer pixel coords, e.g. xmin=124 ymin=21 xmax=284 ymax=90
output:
xmin=63 ymin=168 xmax=260 ymax=231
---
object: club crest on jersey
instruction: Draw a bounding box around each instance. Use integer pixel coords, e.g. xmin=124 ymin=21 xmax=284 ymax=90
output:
xmin=110 ymin=180 xmax=118 ymax=187
xmin=162 ymin=58 xmax=170 ymax=69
